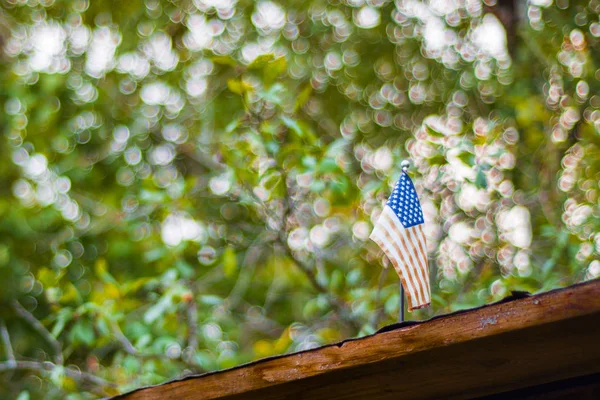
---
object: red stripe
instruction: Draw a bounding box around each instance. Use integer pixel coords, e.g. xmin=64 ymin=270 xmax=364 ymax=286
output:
xmin=406 ymin=225 xmax=430 ymax=300
xmin=381 ymin=213 xmax=427 ymax=306
xmin=414 ymin=224 xmax=431 ymax=295
xmin=371 ymin=229 xmax=417 ymax=309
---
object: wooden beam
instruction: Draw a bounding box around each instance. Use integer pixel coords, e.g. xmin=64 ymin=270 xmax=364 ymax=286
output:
xmin=114 ymin=280 xmax=600 ymax=400
xmin=479 ymin=373 xmax=600 ymax=399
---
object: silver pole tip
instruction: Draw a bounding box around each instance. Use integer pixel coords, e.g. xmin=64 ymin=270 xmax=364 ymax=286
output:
xmin=400 ymin=159 xmax=410 ymax=172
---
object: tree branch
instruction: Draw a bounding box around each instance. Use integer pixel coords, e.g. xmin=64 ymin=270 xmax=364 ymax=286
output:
xmin=279 ymin=238 xmax=362 ymax=332
xmin=0 ymin=320 xmax=15 ymax=365
xmin=228 ymin=106 xmax=363 ymax=332
xmin=226 ymin=234 xmax=272 ymax=309
xmin=0 ymin=360 xmax=116 ymax=391
xmin=111 ymin=320 xmax=204 ymax=372
xmin=275 ymin=169 xmax=363 ymax=332
xmin=11 ymin=301 xmax=63 ymax=365
xmin=111 ymin=321 xmax=138 ymax=356
xmin=185 ymin=293 xmax=198 ymax=351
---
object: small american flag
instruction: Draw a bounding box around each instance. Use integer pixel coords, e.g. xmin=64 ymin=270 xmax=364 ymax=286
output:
xmin=370 ymin=171 xmax=431 ymax=311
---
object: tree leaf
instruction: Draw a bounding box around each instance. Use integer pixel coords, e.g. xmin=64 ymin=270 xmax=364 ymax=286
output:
xmin=261 ymin=170 xmax=282 ymax=191
xmin=425 ymin=123 xmax=445 ymax=137
xmin=16 ymin=392 xmax=30 ymax=400
xmin=70 ymin=320 xmax=95 ymax=346
xmin=318 ymin=158 xmax=339 ymax=173
xmin=247 ymin=54 xmax=275 ymax=69
xmin=52 ymin=309 xmax=73 ymax=338
xmin=294 ymin=84 xmax=313 ymax=112
xmin=264 ymin=57 xmax=288 ymax=84
xmin=457 ymin=152 xmax=475 ymax=167
xmin=280 ymin=116 xmax=304 ymax=137
xmin=211 ymin=55 xmax=238 ymax=67
xmin=260 ymin=83 xmax=285 ymax=105
xmin=475 ymin=166 xmax=488 ymax=189
xmin=227 ymin=79 xmax=247 ymax=95
xmin=222 ymin=246 xmax=237 ymax=277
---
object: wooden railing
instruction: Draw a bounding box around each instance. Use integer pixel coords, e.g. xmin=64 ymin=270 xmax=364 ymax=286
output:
xmin=113 ymin=279 xmax=600 ymax=400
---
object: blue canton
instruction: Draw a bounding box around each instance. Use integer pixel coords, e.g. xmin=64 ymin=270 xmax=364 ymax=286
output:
xmin=386 ymin=172 xmax=424 ymax=228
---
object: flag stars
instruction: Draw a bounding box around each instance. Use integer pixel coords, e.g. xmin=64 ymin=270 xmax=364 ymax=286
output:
xmin=386 ymin=173 xmax=424 ymax=228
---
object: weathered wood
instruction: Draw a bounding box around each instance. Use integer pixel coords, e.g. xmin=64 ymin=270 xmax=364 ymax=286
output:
xmin=115 ymin=280 xmax=600 ymax=400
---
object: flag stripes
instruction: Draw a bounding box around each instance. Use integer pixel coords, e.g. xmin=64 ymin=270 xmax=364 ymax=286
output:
xmin=370 ymin=170 xmax=431 ymax=311
xmin=370 ymin=224 xmax=420 ymax=308
xmin=376 ymin=209 xmax=425 ymax=305
xmin=370 ymin=206 xmax=430 ymax=310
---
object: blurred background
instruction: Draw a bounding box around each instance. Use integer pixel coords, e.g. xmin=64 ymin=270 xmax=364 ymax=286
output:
xmin=0 ymin=0 xmax=599 ymax=398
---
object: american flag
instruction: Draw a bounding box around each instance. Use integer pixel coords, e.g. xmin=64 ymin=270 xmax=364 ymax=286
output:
xmin=370 ymin=171 xmax=431 ymax=311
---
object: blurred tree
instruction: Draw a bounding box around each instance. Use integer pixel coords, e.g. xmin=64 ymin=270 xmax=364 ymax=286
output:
xmin=0 ymin=0 xmax=598 ymax=398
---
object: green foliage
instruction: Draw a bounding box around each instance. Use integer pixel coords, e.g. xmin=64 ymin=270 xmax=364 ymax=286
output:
xmin=0 ymin=0 xmax=599 ymax=398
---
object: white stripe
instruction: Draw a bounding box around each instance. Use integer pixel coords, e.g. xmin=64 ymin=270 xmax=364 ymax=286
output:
xmin=405 ymin=226 xmax=431 ymax=302
xmin=371 ymin=228 xmax=420 ymax=308
xmin=385 ymin=213 xmax=429 ymax=303
xmin=378 ymin=207 xmax=425 ymax=306
xmin=413 ymin=225 xmax=431 ymax=296
xmin=369 ymin=225 xmax=384 ymax=245
xmin=381 ymin=210 xmax=428 ymax=306
xmin=371 ymin=222 xmax=421 ymax=308
xmin=409 ymin=226 xmax=430 ymax=302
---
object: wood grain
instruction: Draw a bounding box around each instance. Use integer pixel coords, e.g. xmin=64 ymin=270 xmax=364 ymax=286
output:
xmin=114 ymin=280 xmax=600 ymax=400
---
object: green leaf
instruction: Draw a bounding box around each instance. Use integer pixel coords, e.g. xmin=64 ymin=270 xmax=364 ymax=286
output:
xmin=261 ymin=170 xmax=282 ymax=191
xmin=225 ymin=118 xmax=241 ymax=134
xmin=95 ymin=259 xmax=118 ymax=285
xmin=60 ymin=282 xmax=82 ymax=304
xmin=294 ymin=84 xmax=312 ymax=112
xmin=260 ymin=83 xmax=285 ymax=105
xmin=542 ymin=259 xmax=556 ymax=278
xmin=475 ymin=167 xmax=488 ymax=190
xmin=280 ymin=116 xmax=304 ymax=137
xmin=362 ymin=179 xmax=383 ymax=193
xmin=144 ymin=296 xmax=172 ymax=324
xmin=427 ymin=154 xmax=447 ymax=165
xmin=264 ymin=57 xmax=288 ymax=84
xmin=310 ymin=181 xmax=326 ymax=193
xmin=199 ymin=295 xmax=223 ymax=305
xmin=16 ymin=392 xmax=30 ymax=400
xmin=247 ymin=54 xmax=275 ymax=69
xmin=302 ymin=156 xmax=317 ymax=169
xmin=123 ymin=355 xmax=142 ymax=373
xmin=136 ymin=334 xmax=152 ymax=349
xmin=222 ymin=246 xmax=237 ymax=277
xmin=425 ymin=123 xmax=445 ymax=138
xmin=318 ymin=158 xmax=339 ymax=173
xmin=347 ymin=269 xmax=362 ymax=286
xmin=302 ymin=298 xmax=321 ymax=319
xmin=330 ymin=176 xmax=349 ymax=195
xmin=49 ymin=365 xmax=65 ymax=387
xmin=330 ymin=270 xmax=344 ymax=293
xmin=227 ymin=79 xmax=249 ymax=95
xmin=70 ymin=320 xmax=95 ymax=346
xmin=52 ymin=309 xmax=73 ymax=338
xmin=140 ymin=189 xmax=167 ymax=203
xmin=175 ymin=259 xmax=195 ymax=279
xmin=211 ymin=55 xmax=238 ymax=67
xmin=457 ymin=152 xmax=475 ymax=167
xmin=95 ymin=317 xmax=110 ymax=337
xmin=431 ymin=294 xmax=448 ymax=307
xmin=144 ymin=248 xmax=167 ymax=262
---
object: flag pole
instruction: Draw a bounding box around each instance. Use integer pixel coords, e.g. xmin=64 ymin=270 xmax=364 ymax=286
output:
xmin=398 ymin=159 xmax=410 ymax=323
